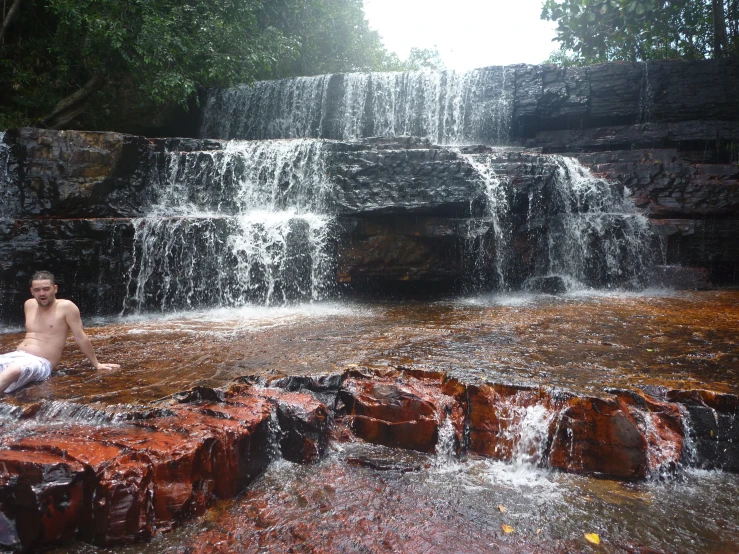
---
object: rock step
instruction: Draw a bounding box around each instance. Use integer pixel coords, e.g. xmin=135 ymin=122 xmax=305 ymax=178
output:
xmin=264 ymin=367 xmax=737 ymax=477
xmin=0 ymin=385 xmax=328 ymax=551
xmin=1 ymin=369 xmax=736 ymax=550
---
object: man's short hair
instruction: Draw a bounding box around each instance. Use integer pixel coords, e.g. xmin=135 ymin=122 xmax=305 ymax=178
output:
xmin=30 ymin=270 xmax=56 ymax=286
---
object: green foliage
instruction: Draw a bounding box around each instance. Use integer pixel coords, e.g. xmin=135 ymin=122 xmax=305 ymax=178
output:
xmin=0 ymin=0 xmax=410 ymax=129
xmin=403 ymin=47 xmax=446 ymax=70
xmin=262 ymin=0 xmax=401 ymax=75
xmin=542 ymin=0 xmax=739 ymax=65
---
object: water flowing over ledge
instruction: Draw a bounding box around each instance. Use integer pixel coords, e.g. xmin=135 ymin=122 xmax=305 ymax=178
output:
xmin=200 ymin=68 xmax=513 ymax=145
xmin=0 ymin=129 xmax=663 ymax=322
xmin=124 ymin=140 xmax=336 ymax=312
xmin=0 ymin=364 xmax=736 ymax=551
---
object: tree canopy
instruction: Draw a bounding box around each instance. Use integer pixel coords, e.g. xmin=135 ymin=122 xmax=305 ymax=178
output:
xmin=542 ymin=0 xmax=739 ymax=65
xmin=0 ymin=0 xmax=423 ymax=129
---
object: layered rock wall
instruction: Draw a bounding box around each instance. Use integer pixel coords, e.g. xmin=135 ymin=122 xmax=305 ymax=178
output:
xmin=2 ymin=126 xmax=738 ymax=324
xmin=2 ymin=59 xmax=739 ymax=321
xmin=196 ymin=59 xmax=739 ymax=154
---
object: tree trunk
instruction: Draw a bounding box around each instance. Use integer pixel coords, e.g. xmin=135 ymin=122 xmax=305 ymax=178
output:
xmin=0 ymin=0 xmax=24 ymax=43
xmin=713 ymin=0 xmax=730 ymax=57
xmin=41 ymin=71 xmax=105 ymax=129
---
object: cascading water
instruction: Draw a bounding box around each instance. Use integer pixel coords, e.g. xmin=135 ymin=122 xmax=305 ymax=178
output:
xmin=200 ymin=67 xmax=513 ymax=145
xmin=200 ymin=76 xmax=332 ymax=143
xmin=458 ymin=149 xmax=513 ymax=290
xmin=0 ymin=131 xmax=13 ymax=220
xmin=543 ymin=156 xmax=654 ymax=289
xmin=124 ymin=140 xmax=336 ymax=313
xmin=461 ymin=150 xmax=655 ymax=291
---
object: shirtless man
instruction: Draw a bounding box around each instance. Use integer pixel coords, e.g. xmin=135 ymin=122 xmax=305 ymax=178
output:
xmin=0 ymin=270 xmax=119 ymax=394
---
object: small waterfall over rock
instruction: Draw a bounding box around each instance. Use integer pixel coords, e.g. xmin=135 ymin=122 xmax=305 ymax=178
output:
xmin=124 ymin=140 xmax=336 ymax=312
xmin=200 ymin=68 xmax=513 ymax=145
xmin=461 ymin=150 xmax=655 ymax=292
xmin=543 ymin=157 xmax=654 ymax=290
xmin=0 ymin=131 xmax=14 ymax=220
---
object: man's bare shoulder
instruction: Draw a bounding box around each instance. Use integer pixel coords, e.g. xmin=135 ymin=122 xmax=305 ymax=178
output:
xmin=56 ymin=299 xmax=78 ymax=309
xmin=57 ymin=299 xmax=81 ymax=316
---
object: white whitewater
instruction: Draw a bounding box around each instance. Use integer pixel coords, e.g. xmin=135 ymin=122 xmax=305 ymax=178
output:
xmin=461 ymin=150 xmax=654 ymax=291
xmin=125 ymin=140 xmax=335 ymax=313
xmin=200 ymin=68 xmax=513 ymax=145
xmin=545 ymin=156 xmax=653 ymax=289
xmin=0 ymin=131 xmax=12 ymax=220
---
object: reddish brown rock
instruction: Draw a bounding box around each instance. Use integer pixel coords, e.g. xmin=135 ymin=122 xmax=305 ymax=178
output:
xmin=134 ymin=399 xmax=272 ymax=509
xmin=467 ymin=383 xmax=551 ymax=461
xmin=91 ymin=453 xmax=154 ymax=545
xmin=8 ymin=427 xmax=153 ymax=545
xmin=339 ymin=374 xmax=460 ymax=453
xmin=238 ymin=387 xmax=330 ymax=464
xmin=74 ymin=425 xmax=214 ymax=530
xmin=0 ymin=449 xmax=89 ymax=551
xmin=615 ymin=391 xmax=684 ymax=473
xmin=549 ymin=395 xmax=649 ymax=479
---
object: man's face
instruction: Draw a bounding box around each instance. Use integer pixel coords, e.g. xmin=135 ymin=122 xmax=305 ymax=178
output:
xmin=30 ymin=279 xmax=57 ymax=307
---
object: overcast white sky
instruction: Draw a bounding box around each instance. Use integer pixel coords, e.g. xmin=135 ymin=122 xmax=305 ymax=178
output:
xmin=363 ymin=0 xmax=559 ymax=70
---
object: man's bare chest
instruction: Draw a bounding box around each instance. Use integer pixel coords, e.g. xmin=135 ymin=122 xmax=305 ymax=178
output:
xmin=26 ymin=309 xmax=68 ymax=336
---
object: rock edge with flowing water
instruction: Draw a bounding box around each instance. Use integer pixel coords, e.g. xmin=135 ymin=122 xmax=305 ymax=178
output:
xmin=2 ymin=128 xmax=737 ymax=324
xmin=0 ymin=366 xmax=736 ymax=551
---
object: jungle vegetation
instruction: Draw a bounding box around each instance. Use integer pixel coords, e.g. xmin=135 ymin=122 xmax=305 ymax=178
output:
xmin=542 ymin=0 xmax=739 ymax=65
xmin=0 ymin=0 xmax=442 ymax=130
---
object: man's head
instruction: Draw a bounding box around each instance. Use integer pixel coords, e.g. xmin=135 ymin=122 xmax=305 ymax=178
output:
xmin=29 ymin=271 xmax=58 ymax=307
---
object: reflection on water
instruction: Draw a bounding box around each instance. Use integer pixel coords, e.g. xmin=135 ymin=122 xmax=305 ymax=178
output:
xmin=3 ymin=290 xmax=737 ymax=553
xmin=1 ymin=290 xmax=737 ymax=408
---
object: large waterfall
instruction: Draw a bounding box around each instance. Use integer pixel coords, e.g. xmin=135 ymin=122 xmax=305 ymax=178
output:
xmin=200 ymin=68 xmax=513 ymax=145
xmin=124 ymin=140 xmax=336 ymax=313
xmin=110 ymin=65 xmax=659 ymax=312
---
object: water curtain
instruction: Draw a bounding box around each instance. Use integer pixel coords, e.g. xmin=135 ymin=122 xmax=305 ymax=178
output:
xmin=124 ymin=140 xmax=335 ymax=312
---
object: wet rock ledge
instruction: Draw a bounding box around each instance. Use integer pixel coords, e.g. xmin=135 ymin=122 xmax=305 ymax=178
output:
xmin=1 ymin=367 xmax=736 ymax=551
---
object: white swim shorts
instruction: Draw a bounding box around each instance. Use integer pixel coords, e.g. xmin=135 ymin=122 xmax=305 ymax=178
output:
xmin=0 ymin=350 xmax=53 ymax=393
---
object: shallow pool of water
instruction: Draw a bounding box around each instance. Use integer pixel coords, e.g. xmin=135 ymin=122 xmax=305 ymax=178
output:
xmin=3 ymin=290 xmax=738 ymax=553
xmin=2 ymin=289 xmax=737 ymax=409
xmin=56 ymin=441 xmax=739 ymax=554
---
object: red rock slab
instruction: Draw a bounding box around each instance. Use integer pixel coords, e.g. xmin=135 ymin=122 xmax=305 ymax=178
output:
xmin=615 ymin=391 xmax=684 ymax=473
xmin=91 ymin=452 xmax=154 ymax=545
xmin=11 ymin=426 xmax=124 ymax=468
xmin=340 ymin=376 xmax=446 ymax=453
xmin=341 ymin=377 xmax=438 ymax=421
xmin=350 ymin=416 xmax=439 ymax=453
xmin=549 ymin=395 xmax=649 ymax=479
xmin=467 ymin=383 xmax=552 ymax=461
xmin=140 ymin=402 xmax=271 ymax=499
xmin=664 ymin=388 xmax=739 ymax=413
xmin=237 ymin=387 xmax=330 ymax=464
xmin=6 ymin=426 xmax=154 ymax=545
xmin=200 ymin=391 xmax=275 ymax=482
xmin=0 ymin=449 xmax=89 ymax=551
xmin=60 ymin=425 xmax=213 ymax=531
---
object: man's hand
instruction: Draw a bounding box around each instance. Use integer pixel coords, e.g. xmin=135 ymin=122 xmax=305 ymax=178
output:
xmin=95 ymin=362 xmax=120 ymax=371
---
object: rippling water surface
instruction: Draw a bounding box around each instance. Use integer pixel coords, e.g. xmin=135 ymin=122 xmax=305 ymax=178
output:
xmin=3 ymin=290 xmax=738 ymax=553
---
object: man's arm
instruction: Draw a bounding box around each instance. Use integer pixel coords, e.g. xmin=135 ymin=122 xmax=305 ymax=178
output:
xmin=64 ymin=302 xmax=120 ymax=371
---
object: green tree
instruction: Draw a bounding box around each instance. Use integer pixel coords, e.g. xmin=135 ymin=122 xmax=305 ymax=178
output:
xmin=404 ymin=46 xmax=446 ymax=70
xmin=261 ymin=0 xmax=402 ymax=75
xmin=541 ymin=0 xmax=739 ymax=65
xmin=0 ymin=0 xmax=407 ymax=129
xmin=1 ymin=0 xmax=293 ymax=128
